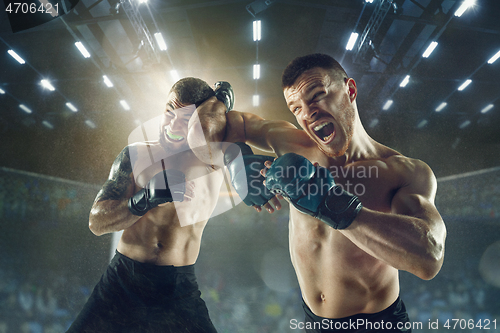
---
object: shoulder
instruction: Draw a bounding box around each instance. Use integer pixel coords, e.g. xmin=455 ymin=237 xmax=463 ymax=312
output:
xmin=385 ymin=154 xmax=437 ymax=198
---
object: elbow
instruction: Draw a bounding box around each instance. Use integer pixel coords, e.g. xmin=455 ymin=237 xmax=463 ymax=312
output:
xmin=88 ymin=215 xmax=104 ymax=236
xmin=415 ymin=220 xmax=446 ymax=280
xmin=415 ymin=241 xmax=445 ymax=280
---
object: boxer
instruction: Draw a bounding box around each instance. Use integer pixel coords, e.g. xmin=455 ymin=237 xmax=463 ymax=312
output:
xmin=67 ymin=78 xmax=237 ymax=333
xmin=204 ymin=54 xmax=447 ymax=332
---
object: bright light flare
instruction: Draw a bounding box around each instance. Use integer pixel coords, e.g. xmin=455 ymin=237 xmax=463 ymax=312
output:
xmin=120 ymin=100 xmax=130 ymax=110
xmin=399 ymin=75 xmax=410 ymax=88
xmin=8 ymin=50 xmax=25 ymax=64
xmin=40 ymin=79 xmax=55 ymax=91
xmin=346 ymin=32 xmax=359 ymax=51
xmin=481 ymin=104 xmax=494 ymax=114
xmin=154 ymin=32 xmax=167 ymax=51
xmin=253 ymin=20 xmax=261 ymax=41
xmin=435 ymin=102 xmax=447 ymax=112
xmin=382 ymin=100 xmax=393 ymax=110
xmin=422 ymin=41 xmax=438 ymax=58
xmin=66 ymin=102 xmax=78 ymax=112
xmin=253 ymin=95 xmax=259 ymax=107
xmin=103 ymin=75 xmax=114 ymax=87
xmin=170 ymin=70 xmax=180 ymax=82
xmin=457 ymin=79 xmax=472 ymax=91
xmin=454 ymin=0 xmax=475 ymax=17
xmin=75 ymin=42 xmax=91 ymax=58
xmin=253 ymin=64 xmax=260 ymax=79
xmin=19 ymin=104 xmax=32 ymax=113
xmin=487 ymin=50 xmax=500 ymax=64
xmin=85 ymin=120 xmax=96 ymax=129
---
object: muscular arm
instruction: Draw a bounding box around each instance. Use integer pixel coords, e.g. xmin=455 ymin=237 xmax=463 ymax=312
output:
xmin=224 ymin=110 xmax=302 ymax=154
xmin=340 ymin=158 xmax=446 ymax=280
xmin=188 ymin=99 xmax=302 ymax=164
xmin=88 ymin=147 xmax=141 ymax=236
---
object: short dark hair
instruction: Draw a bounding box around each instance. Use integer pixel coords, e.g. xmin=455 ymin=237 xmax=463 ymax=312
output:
xmin=281 ymin=53 xmax=348 ymax=88
xmin=170 ymin=77 xmax=215 ymax=106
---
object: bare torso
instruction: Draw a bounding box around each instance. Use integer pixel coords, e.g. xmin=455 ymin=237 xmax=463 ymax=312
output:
xmin=117 ymin=142 xmax=224 ymax=266
xmin=286 ymin=144 xmax=403 ymax=318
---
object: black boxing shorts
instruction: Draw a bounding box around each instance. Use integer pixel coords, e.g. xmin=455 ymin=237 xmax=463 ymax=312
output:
xmin=66 ymin=251 xmax=217 ymax=333
xmin=301 ymin=296 xmax=411 ymax=332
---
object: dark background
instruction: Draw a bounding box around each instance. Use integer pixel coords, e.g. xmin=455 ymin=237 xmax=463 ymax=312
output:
xmin=0 ymin=0 xmax=500 ymax=185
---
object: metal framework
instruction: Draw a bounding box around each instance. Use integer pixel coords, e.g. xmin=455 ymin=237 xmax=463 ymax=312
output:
xmin=352 ymin=0 xmax=393 ymax=64
xmin=120 ymin=0 xmax=160 ymax=64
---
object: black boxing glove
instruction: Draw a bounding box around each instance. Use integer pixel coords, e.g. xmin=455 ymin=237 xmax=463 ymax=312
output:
xmin=265 ymin=153 xmax=362 ymax=229
xmin=128 ymin=169 xmax=186 ymax=216
xmin=224 ymin=142 xmax=274 ymax=207
xmin=214 ymin=81 xmax=234 ymax=113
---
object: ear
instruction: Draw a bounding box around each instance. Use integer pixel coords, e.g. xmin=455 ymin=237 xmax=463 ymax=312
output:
xmin=346 ymin=78 xmax=357 ymax=102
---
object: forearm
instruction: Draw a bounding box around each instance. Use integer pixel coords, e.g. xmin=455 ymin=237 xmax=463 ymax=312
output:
xmin=225 ymin=111 xmax=298 ymax=153
xmin=89 ymin=199 xmax=141 ymax=236
xmin=188 ymin=97 xmax=227 ymax=166
xmin=341 ymin=208 xmax=446 ymax=280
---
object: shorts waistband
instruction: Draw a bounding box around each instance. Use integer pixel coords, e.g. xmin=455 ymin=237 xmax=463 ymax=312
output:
xmin=302 ymin=296 xmax=405 ymax=323
xmin=112 ymin=250 xmax=196 ymax=275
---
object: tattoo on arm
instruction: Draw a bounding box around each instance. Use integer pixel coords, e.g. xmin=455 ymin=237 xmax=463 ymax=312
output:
xmin=95 ymin=147 xmax=133 ymax=202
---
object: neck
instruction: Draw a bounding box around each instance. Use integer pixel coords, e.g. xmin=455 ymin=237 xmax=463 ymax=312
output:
xmin=343 ymin=111 xmax=377 ymax=164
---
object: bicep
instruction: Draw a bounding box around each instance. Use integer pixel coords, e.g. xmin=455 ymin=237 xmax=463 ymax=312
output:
xmin=391 ymin=160 xmax=443 ymax=225
xmin=94 ymin=147 xmax=135 ymax=202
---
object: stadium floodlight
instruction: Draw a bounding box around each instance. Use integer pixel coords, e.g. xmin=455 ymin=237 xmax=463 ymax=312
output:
xmin=75 ymin=42 xmax=91 ymax=58
xmin=120 ymin=100 xmax=131 ymax=110
xmin=253 ymin=20 xmax=261 ymax=41
xmin=346 ymin=32 xmax=359 ymax=51
xmin=66 ymin=102 xmax=78 ymax=112
xmin=41 ymin=79 xmax=55 ymax=91
xmin=8 ymin=50 xmax=25 ymax=64
xmin=154 ymin=32 xmax=167 ymax=51
xmin=457 ymin=79 xmax=472 ymax=91
xmin=422 ymin=41 xmax=438 ymax=58
xmin=103 ymin=75 xmax=114 ymax=87
xmin=480 ymin=104 xmax=494 ymax=114
xmin=435 ymin=102 xmax=447 ymax=112
xmin=399 ymin=75 xmax=410 ymax=88
xmin=454 ymin=0 xmax=475 ymax=17
xmin=487 ymin=50 xmax=500 ymax=64
xmin=382 ymin=100 xmax=393 ymax=110
xmin=19 ymin=104 xmax=32 ymax=113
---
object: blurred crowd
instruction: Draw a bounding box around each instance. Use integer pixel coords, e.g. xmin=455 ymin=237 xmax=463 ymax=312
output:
xmin=0 ymin=167 xmax=499 ymax=332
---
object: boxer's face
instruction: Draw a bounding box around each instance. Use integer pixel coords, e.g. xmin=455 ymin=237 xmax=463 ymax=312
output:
xmin=160 ymin=92 xmax=196 ymax=152
xmin=284 ymin=67 xmax=356 ymax=157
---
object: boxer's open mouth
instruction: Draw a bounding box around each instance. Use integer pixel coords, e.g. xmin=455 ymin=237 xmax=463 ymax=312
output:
xmin=313 ymin=122 xmax=335 ymax=142
xmin=164 ymin=126 xmax=184 ymax=142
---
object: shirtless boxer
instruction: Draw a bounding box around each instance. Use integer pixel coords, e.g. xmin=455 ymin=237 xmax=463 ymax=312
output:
xmin=206 ymin=54 xmax=446 ymax=332
xmin=66 ymin=78 xmax=232 ymax=333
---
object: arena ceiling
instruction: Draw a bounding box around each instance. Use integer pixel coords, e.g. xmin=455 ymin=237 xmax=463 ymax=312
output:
xmin=1 ymin=0 xmax=499 ymax=184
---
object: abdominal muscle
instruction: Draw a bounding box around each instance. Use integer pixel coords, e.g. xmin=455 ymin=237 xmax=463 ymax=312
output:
xmin=289 ymin=208 xmax=400 ymax=319
xmin=117 ymin=201 xmax=209 ymax=266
